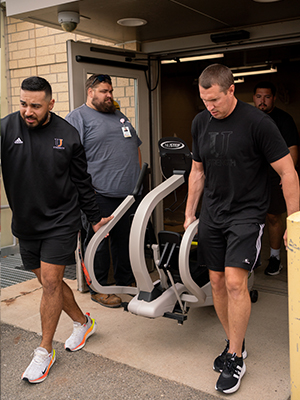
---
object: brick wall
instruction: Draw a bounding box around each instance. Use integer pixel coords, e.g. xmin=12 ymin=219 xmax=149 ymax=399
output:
xmin=111 ymin=77 xmax=136 ymax=128
xmin=5 ymin=16 xmax=136 ymax=124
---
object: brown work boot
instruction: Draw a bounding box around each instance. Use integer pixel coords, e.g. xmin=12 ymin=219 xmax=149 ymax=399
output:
xmin=91 ymin=293 xmax=122 ymax=308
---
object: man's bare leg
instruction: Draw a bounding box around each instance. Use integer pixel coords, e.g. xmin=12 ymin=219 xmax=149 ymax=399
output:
xmin=214 ymin=267 xmax=249 ymax=393
xmin=210 ymin=268 xmax=250 ymax=357
xmin=33 ymin=262 xmax=85 ymax=353
xmin=267 ymin=213 xmax=285 ymax=250
xmin=209 ymin=270 xmax=229 ymax=339
xmin=61 ymin=280 xmax=86 ymax=323
xmin=225 ymin=267 xmax=251 ymax=357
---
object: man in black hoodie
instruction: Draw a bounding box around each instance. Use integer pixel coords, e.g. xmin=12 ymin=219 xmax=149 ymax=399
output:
xmin=1 ymin=76 xmax=112 ymax=383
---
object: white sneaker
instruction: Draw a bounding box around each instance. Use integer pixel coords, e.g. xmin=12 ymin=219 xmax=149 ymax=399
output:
xmin=64 ymin=313 xmax=97 ymax=352
xmin=22 ymin=347 xmax=56 ymax=383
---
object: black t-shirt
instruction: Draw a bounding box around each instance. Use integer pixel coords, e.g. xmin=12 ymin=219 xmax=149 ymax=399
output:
xmin=191 ymin=100 xmax=289 ymax=227
xmin=269 ymin=107 xmax=299 ymax=148
xmin=268 ymin=106 xmax=299 ymax=184
xmin=1 ymin=111 xmax=101 ymax=239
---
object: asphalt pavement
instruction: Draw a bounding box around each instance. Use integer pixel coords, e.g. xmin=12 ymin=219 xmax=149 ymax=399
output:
xmin=1 ymin=323 xmax=220 ymax=400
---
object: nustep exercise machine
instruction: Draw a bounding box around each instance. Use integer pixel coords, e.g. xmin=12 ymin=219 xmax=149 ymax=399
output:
xmin=84 ymin=137 xmax=256 ymax=325
xmin=127 ymin=137 xmax=214 ymax=324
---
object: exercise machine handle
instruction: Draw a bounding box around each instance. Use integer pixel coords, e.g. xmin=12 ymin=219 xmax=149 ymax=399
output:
xmin=132 ymin=162 xmax=148 ymax=198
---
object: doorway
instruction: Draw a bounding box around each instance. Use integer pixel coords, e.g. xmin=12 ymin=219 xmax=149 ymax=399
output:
xmin=66 ymin=40 xmax=151 ymax=165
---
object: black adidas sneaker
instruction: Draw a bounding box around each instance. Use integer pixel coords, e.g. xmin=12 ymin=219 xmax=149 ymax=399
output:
xmin=215 ymin=352 xmax=246 ymax=394
xmin=213 ymin=339 xmax=247 ymax=373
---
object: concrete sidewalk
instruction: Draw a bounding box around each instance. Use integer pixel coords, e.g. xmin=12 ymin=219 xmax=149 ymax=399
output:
xmin=1 ymin=271 xmax=291 ymax=400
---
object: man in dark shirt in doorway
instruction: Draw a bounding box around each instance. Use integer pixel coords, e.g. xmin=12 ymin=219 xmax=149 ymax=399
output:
xmin=253 ymin=81 xmax=300 ymax=275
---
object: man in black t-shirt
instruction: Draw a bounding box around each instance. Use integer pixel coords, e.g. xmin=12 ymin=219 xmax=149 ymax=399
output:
xmin=253 ymin=81 xmax=299 ymax=276
xmin=184 ymin=64 xmax=299 ymax=394
xmin=1 ymin=77 xmax=112 ymax=384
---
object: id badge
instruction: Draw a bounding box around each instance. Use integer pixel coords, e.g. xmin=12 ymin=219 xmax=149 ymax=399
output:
xmin=122 ymin=126 xmax=132 ymax=138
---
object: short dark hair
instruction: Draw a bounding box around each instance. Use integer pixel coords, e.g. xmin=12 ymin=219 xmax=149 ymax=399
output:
xmin=253 ymin=81 xmax=276 ymax=96
xmin=199 ymin=64 xmax=234 ymax=93
xmin=21 ymin=76 xmax=52 ymax=99
xmin=85 ymin=74 xmax=112 ymax=94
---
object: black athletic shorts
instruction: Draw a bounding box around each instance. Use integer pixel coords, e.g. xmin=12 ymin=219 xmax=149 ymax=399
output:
xmin=19 ymin=232 xmax=78 ymax=270
xmin=197 ymin=222 xmax=265 ymax=272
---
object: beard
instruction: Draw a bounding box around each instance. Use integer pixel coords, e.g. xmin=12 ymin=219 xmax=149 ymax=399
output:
xmin=92 ymin=98 xmax=116 ymax=114
xmin=24 ymin=112 xmax=50 ymax=130
xmin=259 ymin=103 xmax=267 ymax=110
xmin=258 ymin=103 xmax=273 ymax=113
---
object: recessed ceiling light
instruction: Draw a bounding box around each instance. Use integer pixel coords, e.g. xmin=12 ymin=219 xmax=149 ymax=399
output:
xmin=117 ymin=18 xmax=147 ymax=27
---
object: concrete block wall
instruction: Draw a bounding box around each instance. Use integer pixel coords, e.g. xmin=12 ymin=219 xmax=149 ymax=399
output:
xmin=5 ymin=16 xmax=136 ymax=124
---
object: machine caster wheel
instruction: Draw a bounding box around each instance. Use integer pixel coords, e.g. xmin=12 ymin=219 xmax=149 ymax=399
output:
xmin=250 ymin=289 xmax=258 ymax=303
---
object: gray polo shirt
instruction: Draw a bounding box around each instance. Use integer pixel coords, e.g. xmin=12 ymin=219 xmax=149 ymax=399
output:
xmin=66 ymin=104 xmax=142 ymax=198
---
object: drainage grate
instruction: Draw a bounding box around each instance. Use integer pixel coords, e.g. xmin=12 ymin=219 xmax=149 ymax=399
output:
xmin=1 ymin=253 xmax=77 ymax=289
xmin=1 ymin=254 xmax=35 ymax=288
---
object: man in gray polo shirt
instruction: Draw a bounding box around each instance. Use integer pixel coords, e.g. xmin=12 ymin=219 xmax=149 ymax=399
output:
xmin=66 ymin=74 xmax=142 ymax=308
